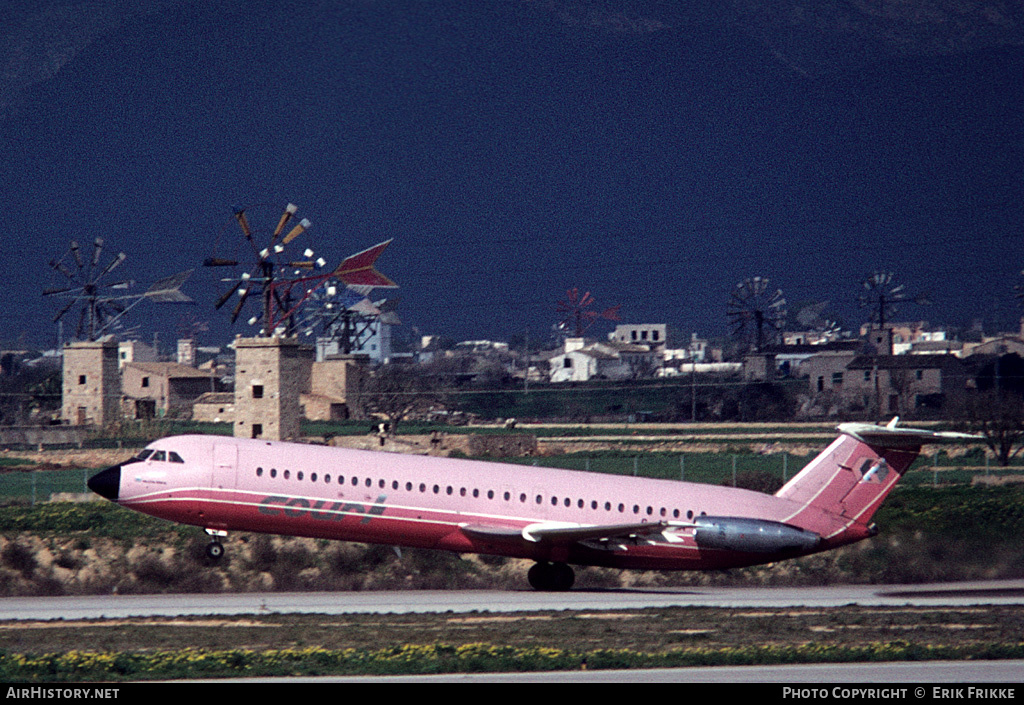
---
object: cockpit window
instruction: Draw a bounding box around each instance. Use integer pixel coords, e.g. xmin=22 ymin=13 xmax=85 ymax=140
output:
xmin=152 ymin=450 xmax=167 ymax=462
xmin=168 ymin=451 xmax=184 ymax=463
xmin=135 ymin=449 xmax=154 ymax=461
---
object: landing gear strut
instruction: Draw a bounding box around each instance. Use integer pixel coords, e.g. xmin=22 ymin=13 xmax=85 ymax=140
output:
xmin=527 ymin=561 xmax=575 ymax=591
xmin=204 ymin=528 xmax=227 ymax=561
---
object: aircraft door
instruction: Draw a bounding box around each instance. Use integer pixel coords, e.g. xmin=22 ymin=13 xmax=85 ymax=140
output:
xmin=211 ymin=443 xmax=238 ymax=491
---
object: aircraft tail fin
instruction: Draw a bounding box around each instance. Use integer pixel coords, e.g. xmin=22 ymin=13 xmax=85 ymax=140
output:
xmin=775 ymin=421 xmax=981 ymax=536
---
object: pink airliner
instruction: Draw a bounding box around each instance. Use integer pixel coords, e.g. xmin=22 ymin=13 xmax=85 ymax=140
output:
xmin=87 ymin=420 xmax=978 ymax=590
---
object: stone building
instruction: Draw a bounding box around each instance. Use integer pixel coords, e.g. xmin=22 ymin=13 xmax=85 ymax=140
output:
xmin=233 ymin=336 xmax=313 ymax=440
xmin=62 ymin=337 xmax=121 ymax=427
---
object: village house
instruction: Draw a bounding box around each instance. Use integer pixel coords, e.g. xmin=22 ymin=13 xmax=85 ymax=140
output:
xmin=121 ymin=361 xmax=218 ymax=419
xmin=548 ymin=338 xmax=657 ymax=383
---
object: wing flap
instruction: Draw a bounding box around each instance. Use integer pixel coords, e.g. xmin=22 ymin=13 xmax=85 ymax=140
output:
xmin=460 ymin=521 xmax=695 ymax=546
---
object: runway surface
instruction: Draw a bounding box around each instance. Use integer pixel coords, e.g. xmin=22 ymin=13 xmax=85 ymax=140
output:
xmin=1 ymin=579 xmax=1022 ymax=621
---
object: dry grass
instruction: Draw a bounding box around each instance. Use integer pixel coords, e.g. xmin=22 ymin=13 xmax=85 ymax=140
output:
xmin=0 ymin=605 xmax=1022 ymax=656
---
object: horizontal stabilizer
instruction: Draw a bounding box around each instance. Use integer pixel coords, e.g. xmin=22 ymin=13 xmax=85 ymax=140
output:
xmin=838 ymin=421 xmax=983 ymax=449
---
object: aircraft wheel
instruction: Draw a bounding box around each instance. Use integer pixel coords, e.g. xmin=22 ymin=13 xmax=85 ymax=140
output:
xmin=527 ymin=562 xmax=575 ymax=591
xmin=205 ymin=541 xmax=225 ymax=561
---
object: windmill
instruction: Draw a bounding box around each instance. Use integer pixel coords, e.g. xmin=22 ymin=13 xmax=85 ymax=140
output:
xmin=297 ymin=281 xmax=402 ymax=357
xmin=44 ymin=237 xmax=192 ymax=342
xmin=857 ymin=270 xmax=930 ymax=354
xmin=793 ymin=300 xmax=843 ymax=344
xmin=727 ymin=277 xmax=786 ymax=353
xmin=204 ymin=203 xmax=397 ymax=337
xmin=555 ymin=288 xmax=621 ymax=338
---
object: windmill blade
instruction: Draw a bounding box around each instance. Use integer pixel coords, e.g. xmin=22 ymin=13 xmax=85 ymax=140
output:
xmin=234 ymin=207 xmax=253 ymax=240
xmin=90 ymin=237 xmax=104 ymax=268
xmin=69 ymin=240 xmax=83 ymax=269
xmin=42 ymin=284 xmax=84 ymax=296
xmin=52 ymin=298 xmax=77 ymax=323
xmin=273 ymin=203 xmax=298 ymax=238
xmin=230 ymin=286 xmax=253 ymax=323
xmin=76 ymin=305 xmax=90 ymax=340
xmin=50 ymin=258 xmax=78 ymax=282
xmin=98 ymin=252 xmax=127 ymax=279
xmin=281 ymin=217 xmax=312 ymax=245
xmin=203 ymin=257 xmax=239 ymax=267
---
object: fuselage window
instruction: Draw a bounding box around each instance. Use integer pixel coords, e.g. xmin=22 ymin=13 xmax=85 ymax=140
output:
xmin=472 ymin=489 xmax=479 ymax=498
xmin=297 ymin=471 xmax=304 ymax=481
xmin=535 ymin=495 xmax=543 ymax=504
xmin=519 ymin=493 xmax=526 ymax=503
xmin=365 ymin=478 xmax=372 ymax=488
xmin=406 ymin=482 xmax=413 ymax=491
xmin=311 ymin=473 xmax=317 ymax=482
xmin=393 ymin=481 xmax=399 ymax=490
xmin=551 ymin=496 xmax=558 ymax=506
xmin=419 ymin=483 xmax=427 ymax=492
xmin=284 ymin=470 xmax=290 ymax=480
xmin=351 ymin=477 xmax=358 ymax=486
xmin=256 ymin=467 xmax=263 ymax=477
xmin=459 ymin=488 xmax=466 ymax=497
xmin=488 ymin=490 xmax=495 ymax=500
xmin=433 ymin=485 xmax=440 ymax=494
xmin=578 ymin=499 xmax=585 ymax=509
xmin=605 ymin=502 xmax=612 ymax=511
xmin=618 ymin=503 xmax=625 ymax=513
xmin=270 ymin=468 xmax=277 ymax=478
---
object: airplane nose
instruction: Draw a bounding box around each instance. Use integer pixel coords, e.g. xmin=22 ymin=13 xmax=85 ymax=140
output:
xmin=88 ymin=465 xmax=121 ymax=501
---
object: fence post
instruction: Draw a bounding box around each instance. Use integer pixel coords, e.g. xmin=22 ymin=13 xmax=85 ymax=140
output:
xmin=732 ymin=454 xmax=737 ymax=487
xmin=633 ymin=456 xmax=638 ymax=477
xmin=680 ymin=454 xmax=685 ymax=482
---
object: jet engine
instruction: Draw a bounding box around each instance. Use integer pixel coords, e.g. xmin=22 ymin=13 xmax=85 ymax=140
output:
xmin=693 ymin=516 xmax=820 ymax=554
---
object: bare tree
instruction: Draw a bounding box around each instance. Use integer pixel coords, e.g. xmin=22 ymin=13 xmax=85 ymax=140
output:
xmin=949 ymin=390 xmax=1024 ymax=467
xmin=359 ymin=365 xmax=444 ymax=436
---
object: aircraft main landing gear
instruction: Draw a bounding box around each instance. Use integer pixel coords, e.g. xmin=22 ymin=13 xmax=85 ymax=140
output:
xmin=527 ymin=561 xmax=575 ymax=591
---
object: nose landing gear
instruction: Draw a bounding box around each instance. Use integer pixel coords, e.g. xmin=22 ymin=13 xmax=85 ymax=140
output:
xmin=204 ymin=528 xmax=227 ymax=561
